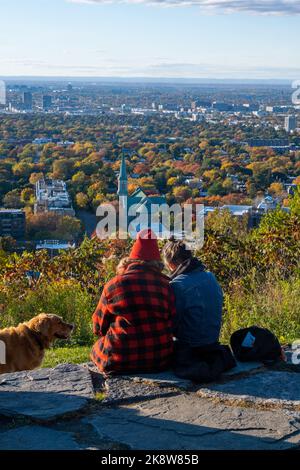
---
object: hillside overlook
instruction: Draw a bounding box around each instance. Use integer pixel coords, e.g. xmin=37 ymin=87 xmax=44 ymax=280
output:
xmin=0 ymin=188 xmax=299 ymax=451
xmin=1 ymin=358 xmax=300 ymax=450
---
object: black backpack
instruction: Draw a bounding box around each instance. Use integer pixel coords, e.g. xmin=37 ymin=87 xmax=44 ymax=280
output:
xmin=230 ymin=326 xmax=282 ymax=363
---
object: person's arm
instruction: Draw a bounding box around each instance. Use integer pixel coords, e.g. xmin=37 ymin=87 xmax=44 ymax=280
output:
xmin=169 ymin=287 xmax=177 ymax=321
xmin=92 ymin=288 xmax=112 ymax=337
xmin=170 ymin=279 xmax=185 ymax=336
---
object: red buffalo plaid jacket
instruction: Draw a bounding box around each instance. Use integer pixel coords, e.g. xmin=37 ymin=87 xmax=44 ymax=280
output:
xmin=91 ymin=263 xmax=176 ymax=374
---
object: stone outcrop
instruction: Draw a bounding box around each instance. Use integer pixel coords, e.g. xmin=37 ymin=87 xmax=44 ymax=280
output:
xmin=0 ymin=363 xmax=94 ymax=420
xmin=0 ymin=361 xmax=299 ymax=450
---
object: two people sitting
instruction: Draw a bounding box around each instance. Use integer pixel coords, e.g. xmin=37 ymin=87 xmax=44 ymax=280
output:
xmin=91 ymin=230 xmax=235 ymax=382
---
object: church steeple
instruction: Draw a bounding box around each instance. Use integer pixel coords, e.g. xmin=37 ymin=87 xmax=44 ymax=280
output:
xmin=118 ymin=153 xmax=128 ymax=197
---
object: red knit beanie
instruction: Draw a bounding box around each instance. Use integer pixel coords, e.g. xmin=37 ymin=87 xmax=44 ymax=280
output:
xmin=129 ymin=229 xmax=161 ymax=261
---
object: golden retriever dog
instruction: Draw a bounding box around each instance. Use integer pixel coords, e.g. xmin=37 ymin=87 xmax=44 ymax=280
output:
xmin=0 ymin=313 xmax=74 ymax=374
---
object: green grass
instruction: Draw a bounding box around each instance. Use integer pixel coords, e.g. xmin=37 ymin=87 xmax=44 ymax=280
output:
xmin=95 ymin=392 xmax=106 ymax=401
xmin=221 ymin=275 xmax=300 ymax=344
xmin=43 ymin=345 xmax=92 ymax=368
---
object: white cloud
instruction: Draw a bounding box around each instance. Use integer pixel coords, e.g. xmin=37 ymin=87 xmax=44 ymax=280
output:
xmin=67 ymin=0 xmax=300 ymax=16
xmin=0 ymin=59 xmax=300 ymax=79
xmin=1 ymin=57 xmax=299 ymax=78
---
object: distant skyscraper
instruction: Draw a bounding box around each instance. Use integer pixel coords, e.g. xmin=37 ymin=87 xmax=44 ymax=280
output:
xmin=212 ymin=101 xmax=233 ymax=112
xmin=67 ymin=83 xmax=73 ymax=92
xmin=23 ymin=91 xmax=33 ymax=110
xmin=0 ymin=80 xmax=6 ymax=105
xmin=42 ymin=95 xmax=52 ymax=110
xmin=284 ymin=115 xmax=297 ymax=132
xmin=0 ymin=209 xmax=25 ymax=239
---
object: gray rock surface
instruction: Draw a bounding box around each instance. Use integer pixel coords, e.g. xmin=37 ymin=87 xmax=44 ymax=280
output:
xmin=103 ymin=377 xmax=180 ymax=405
xmin=197 ymin=371 xmax=300 ymax=410
xmin=0 ymin=425 xmax=81 ymax=450
xmin=121 ymin=371 xmax=194 ymax=390
xmin=104 ymin=360 xmax=266 ymax=395
xmin=87 ymin=395 xmax=300 ymax=450
xmin=223 ymin=361 xmax=265 ymax=377
xmin=1 ymin=362 xmax=300 ymax=450
xmin=0 ymin=363 xmax=94 ymax=420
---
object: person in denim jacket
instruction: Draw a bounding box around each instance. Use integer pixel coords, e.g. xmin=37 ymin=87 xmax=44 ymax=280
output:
xmin=163 ymin=239 xmax=235 ymax=382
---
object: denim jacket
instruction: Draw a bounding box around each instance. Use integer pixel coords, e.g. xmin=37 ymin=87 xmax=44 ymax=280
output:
xmin=170 ymin=258 xmax=223 ymax=347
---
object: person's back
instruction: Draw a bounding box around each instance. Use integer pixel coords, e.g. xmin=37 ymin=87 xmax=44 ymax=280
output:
xmin=170 ymin=262 xmax=223 ymax=347
xmin=91 ymin=230 xmax=176 ymax=374
xmin=163 ymin=240 xmax=223 ymax=348
xmin=162 ymin=240 xmax=235 ymax=383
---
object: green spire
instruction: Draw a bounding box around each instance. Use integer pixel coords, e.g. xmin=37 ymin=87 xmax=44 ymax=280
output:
xmin=118 ymin=153 xmax=128 ymax=196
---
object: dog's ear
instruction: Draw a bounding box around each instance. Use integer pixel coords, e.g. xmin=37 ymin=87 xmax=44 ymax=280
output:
xmin=37 ymin=317 xmax=52 ymax=337
xmin=29 ymin=314 xmax=52 ymax=338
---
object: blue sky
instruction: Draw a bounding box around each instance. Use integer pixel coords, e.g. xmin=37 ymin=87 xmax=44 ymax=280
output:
xmin=0 ymin=0 xmax=299 ymax=79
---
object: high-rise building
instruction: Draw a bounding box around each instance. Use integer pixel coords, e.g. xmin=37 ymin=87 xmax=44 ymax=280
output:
xmin=192 ymin=100 xmax=212 ymax=109
xmin=284 ymin=115 xmax=297 ymax=132
xmin=0 ymin=80 xmax=6 ymax=106
xmin=0 ymin=209 xmax=25 ymax=239
xmin=23 ymin=91 xmax=33 ymax=110
xmin=42 ymin=95 xmax=52 ymax=110
xmin=34 ymin=179 xmax=75 ymax=217
xmin=212 ymin=101 xmax=233 ymax=112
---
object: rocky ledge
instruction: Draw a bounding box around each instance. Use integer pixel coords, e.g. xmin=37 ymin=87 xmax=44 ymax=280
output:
xmin=0 ymin=360 xmax=299 ymax=450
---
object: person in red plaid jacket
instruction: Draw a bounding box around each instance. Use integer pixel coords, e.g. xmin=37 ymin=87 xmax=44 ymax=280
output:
xmin=91 ymin=229 xmax=176 ymax=374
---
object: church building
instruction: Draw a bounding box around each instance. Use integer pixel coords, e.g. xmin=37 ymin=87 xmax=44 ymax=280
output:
xmin=117 ymin=153 xmax=169 ymax=238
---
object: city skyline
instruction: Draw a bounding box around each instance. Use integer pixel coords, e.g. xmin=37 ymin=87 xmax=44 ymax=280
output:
xmin=0 ymin=0 xmax=299 ymax=79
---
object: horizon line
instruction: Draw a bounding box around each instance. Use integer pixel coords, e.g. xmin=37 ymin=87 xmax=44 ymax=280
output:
xmin=0 ymin=75 xmax=295 ymax=84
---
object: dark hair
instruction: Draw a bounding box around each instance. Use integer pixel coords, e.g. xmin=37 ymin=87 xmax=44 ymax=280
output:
xmin=163 ymin=237 xmax=192 ymax=266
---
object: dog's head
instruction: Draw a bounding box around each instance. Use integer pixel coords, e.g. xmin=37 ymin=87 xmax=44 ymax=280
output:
xmin=27 ymin=313 xmax=74 ymax=344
